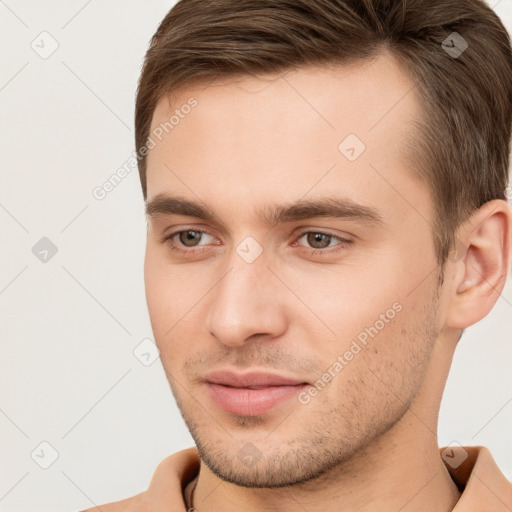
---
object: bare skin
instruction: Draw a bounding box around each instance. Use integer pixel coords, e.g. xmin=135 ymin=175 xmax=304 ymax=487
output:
xmin=143 ymin=52 xmax=512 ymax=511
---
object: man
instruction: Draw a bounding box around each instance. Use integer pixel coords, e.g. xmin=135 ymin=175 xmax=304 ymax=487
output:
xmin=82 ymin=0 xmax=512 ymax=510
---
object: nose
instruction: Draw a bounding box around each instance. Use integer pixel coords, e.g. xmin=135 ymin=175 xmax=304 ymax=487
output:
xmin=205 ymin=253 xmax=288 ymax=348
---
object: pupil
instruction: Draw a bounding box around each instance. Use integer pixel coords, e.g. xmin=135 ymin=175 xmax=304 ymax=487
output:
xmin=181 ymin=230 xmax=201 ymax=246
xmin=308 ymin=233 xmax=330 ymax=249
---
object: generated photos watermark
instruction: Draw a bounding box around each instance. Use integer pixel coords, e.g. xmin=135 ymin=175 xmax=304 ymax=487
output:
xmin=92 ymin=97 xmax=198 ymax=201
xmin=298 ymin=301 xmax=403 ymax=405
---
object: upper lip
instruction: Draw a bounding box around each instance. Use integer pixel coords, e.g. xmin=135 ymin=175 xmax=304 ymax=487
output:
xmin=205 ymin=370 xmax=307 ymax=388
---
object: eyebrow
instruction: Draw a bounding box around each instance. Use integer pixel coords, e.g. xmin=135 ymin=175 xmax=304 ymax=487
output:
xmin=145 ymin=194 xmax=384 ymax=227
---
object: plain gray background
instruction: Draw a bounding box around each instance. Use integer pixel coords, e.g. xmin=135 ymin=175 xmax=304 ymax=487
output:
xmin=0 ymin=1 xmax=511 ymax=511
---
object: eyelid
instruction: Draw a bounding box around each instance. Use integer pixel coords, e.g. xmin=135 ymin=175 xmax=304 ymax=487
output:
xmin=293 ymin=230 xmax=353 ymax=254
xmin=161 ymin=228 xmax=218 ymax=246
xmin=294 ymin=227 xmax=353 ymax=241
xmin=161 ymin=227 xmax=353 ymax=255
xmin=162 ymin=228 xmax=350 ymax=242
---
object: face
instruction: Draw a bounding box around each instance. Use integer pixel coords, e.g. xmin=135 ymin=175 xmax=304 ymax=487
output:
xmin=144 ymin=54 xmax=446 ymax=487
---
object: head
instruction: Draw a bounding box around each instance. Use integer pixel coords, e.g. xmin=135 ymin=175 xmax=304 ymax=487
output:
xmin=138 ymin=0 xmax=512 ymax=488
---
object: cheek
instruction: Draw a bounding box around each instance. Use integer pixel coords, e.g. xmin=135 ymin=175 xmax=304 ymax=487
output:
xmin=143 ymin=246 xmax=187 ymax=346
xmin=316 ymin=279 xmax=435 ymax=384
xmin=315 ymin=303 xmax=430 ymax=422
xmin=144 ymin=246 xmax=213 ymax=362
xmin=144 ymin=245 xmax=197 ymax=323
xmin=144 ymin=248 xmax=168 ymax=328
xmin=279 ymin=262 xmax=406 ymax=347
xmin=346 ymin=298 xmax=436 ymax=397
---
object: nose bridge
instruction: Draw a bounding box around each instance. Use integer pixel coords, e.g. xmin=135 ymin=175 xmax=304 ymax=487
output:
xmin=206 ymin=248 xmax=285 ymax=346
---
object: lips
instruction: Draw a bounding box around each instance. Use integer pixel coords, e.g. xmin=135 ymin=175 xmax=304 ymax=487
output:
xmin=204 ymin=370 xmax=308 ymax=416
xmin=205 ymin=370 xmax=307 ymax=388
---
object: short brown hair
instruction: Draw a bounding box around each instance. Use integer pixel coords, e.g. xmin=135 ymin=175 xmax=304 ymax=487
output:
xmin=135 ymin=0 xmax=512 ymax=264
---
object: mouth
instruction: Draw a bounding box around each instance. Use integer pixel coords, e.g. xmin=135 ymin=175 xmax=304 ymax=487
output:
xmin=204 ymin=370 xmax=309 ymax=416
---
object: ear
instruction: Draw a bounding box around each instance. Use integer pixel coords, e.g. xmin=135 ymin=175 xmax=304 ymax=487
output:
xmin=445 ymin=199 xmax=512 ymax=329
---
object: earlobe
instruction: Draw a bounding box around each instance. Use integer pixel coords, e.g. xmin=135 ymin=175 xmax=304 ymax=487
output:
xmin=446 ymin=199 xmax=512 ymax=329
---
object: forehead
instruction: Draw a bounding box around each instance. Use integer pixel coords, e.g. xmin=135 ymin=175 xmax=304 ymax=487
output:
xmin=146 ymin=52 xmax=429 ymax=226
xmin=149 ymin=51 xmax=420 ymax=142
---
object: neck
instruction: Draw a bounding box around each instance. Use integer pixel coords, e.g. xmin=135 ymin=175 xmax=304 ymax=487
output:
xmin=192 ymin=338 xmax=462 ymax=512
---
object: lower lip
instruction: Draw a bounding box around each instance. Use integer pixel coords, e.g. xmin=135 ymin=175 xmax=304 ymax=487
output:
xmin=206 ymin=383 xmax=306 ymax=416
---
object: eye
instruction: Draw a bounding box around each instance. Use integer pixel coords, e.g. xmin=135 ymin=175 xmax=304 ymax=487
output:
xmin=162 ymin=229 xmax=217 ymax=254
xmin=294 ymin=231 xmax=352 ymax=255
xmin=175 ymin=230 xmax=209 ymax=247
xmin=299 ymin=232 xmax=338 ymax=249
xmin=160 ymin=228 xmax=352 ymax=258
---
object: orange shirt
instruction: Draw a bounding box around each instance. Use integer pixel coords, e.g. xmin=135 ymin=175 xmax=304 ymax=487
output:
xmin=80 ymin=446 xmax=512 ymax=511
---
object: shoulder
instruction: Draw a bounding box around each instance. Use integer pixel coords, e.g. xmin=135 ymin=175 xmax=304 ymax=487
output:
xmin=79 ymin=492 xmax=149 ymax=512
xmin=78 ymin=447 xmax=200 ymax=512
xmin=449 ymin=445 xmax=512 ymax=511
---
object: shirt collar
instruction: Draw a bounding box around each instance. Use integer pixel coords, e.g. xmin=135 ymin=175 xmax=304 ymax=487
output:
xmin=144 ymin=445 xmax=511 ymax=511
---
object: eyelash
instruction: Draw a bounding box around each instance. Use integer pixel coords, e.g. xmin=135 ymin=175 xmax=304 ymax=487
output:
xmin=161 ymin=229 xmax=352 ymax=257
